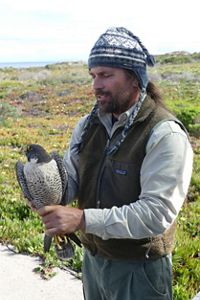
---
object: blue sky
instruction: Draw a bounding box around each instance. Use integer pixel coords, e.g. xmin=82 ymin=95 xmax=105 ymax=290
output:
xmin=0 ymin=0 xmax=199 ymax=62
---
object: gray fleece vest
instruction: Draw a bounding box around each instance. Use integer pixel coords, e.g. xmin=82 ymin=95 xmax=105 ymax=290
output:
xmin=78 ymin=96 xmax=179 ymax=260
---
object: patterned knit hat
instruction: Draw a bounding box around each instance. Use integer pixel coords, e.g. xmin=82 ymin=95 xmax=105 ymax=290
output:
xmin=88 ymin=27 xmax=155 ymax=90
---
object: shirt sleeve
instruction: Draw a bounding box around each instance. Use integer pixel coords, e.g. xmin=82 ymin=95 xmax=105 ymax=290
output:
xmin=84 ymin=121 xmax=194 ymax=240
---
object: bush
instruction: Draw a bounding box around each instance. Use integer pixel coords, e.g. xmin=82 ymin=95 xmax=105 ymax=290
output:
xmin=175 ymin=108 xmax=200 ymax=136
xmin=0 ymin=102 xmax=20 ymax=125
xmin=160 ymin=55 xmax=192 ymax=65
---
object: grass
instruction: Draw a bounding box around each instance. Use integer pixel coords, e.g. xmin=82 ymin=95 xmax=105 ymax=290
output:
xmin=0 ymin=54 xmax=200 ymax=299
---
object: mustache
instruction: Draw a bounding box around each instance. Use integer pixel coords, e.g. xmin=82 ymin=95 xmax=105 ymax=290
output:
xmin=95 ymin=90 xmax=110 ymax=97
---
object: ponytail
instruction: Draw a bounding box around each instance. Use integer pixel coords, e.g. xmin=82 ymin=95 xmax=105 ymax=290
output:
xmin=146 ymin=81 xmax=166 ymax=108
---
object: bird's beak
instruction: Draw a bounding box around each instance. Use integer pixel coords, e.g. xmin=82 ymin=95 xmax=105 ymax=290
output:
xmin=25 ymin=145 xmax=31 ymax=160
xmin=25 ymin=146 xmax=29 ymax=155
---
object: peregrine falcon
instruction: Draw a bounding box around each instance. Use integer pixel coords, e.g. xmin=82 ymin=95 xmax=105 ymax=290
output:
xmin=16 ymin=144 xmax=81 ymax=260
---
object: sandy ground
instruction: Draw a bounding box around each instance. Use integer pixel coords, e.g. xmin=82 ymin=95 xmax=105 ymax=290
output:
xmin=1 ymin=243 xmax=199 ymax=300
xmin=193 ymin=292 xmax=200 ymax=300
xmin=0 ymin=244 xmax=84 ymax=300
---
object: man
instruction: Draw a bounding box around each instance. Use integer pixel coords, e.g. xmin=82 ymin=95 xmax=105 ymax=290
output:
xmin=38 ymin=27 xmax=193 ymax=299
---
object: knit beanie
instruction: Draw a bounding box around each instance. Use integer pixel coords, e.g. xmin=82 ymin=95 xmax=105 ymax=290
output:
xmin=88 ymin=27 xmax=155 ymax=90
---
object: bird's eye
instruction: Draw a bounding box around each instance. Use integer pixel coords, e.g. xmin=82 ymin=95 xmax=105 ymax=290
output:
xmin=26 ymin=145 xmax=32 ymax=153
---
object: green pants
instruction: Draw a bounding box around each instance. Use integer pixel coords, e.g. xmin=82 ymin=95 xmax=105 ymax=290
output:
xmin=82 ymin=249 xmax=172 ymax=300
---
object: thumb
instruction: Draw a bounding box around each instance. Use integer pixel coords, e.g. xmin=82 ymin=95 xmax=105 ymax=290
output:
xmin=37 ymin=205 xmax=56 ymax=217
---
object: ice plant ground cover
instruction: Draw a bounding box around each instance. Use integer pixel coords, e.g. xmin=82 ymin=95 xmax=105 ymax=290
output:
xmin=0 ymin=54 xmax=199 ymax=299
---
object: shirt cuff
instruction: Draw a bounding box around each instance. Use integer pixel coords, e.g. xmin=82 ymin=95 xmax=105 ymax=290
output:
xmin=84 ymin=208 xmax=105 ymax=237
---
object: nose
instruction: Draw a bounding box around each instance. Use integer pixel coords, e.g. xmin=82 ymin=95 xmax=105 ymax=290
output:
xmin=92 ymin=76 xmax=104 ymax=90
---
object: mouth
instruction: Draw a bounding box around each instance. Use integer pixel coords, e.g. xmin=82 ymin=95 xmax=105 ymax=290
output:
xmin=95 ymin=91 xmax=110 ymax=102
xmin=96 ymin=95 xmax=104 ymax=102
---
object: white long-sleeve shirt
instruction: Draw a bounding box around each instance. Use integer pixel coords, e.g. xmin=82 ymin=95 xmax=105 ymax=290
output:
xmin=63 ymin=106 xmax=193 ymax=240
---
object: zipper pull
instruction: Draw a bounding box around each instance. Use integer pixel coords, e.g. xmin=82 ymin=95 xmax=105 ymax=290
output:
xmin=104 ymin=139 xmax=110 ymax=155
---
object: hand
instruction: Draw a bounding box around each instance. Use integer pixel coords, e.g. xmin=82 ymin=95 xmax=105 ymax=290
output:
xmin=37 ymin=205 xmax=85 ymax=236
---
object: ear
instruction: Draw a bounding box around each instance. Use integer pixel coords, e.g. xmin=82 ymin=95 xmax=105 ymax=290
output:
xmin=132 ymin=78 xmax=139 ymax=89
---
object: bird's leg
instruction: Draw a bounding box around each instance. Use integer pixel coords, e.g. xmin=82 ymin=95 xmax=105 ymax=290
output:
xmin=53 ymin=235 xmax=74 ymax=260
xmin=54 ymin=235 xmax=67 ymax=250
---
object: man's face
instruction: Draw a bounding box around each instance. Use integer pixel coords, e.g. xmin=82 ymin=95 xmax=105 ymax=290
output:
xmin=89 ymin=66 xmax=139 ymax=116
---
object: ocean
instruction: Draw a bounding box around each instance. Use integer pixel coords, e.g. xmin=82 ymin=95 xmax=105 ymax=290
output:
xmin=0 ymin=61 xmax=57 ymax=69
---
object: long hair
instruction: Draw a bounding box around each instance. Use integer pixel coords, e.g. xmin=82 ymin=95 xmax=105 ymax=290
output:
xmin=125 ymin=69 xmax=166 ymax=109
xmin=146 ymin=81 xmax=166 ymax=108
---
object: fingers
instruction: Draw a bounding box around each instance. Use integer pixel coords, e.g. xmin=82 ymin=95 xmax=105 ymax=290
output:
xmin=37 ymin=205 xmax=58 ymax=217
xmin=44 ymin=227 xmax=58 ymax=236
xmin=36 ymin=206 xmax=85 ymax=236
xmin=37 ymin=205 xmax=66 ymax=236
xmin=37 ymin=205 xmax=57 ymax=226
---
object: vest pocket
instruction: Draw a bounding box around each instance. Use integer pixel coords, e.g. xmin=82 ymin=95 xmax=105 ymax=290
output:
xmin=99 ymin=159 xmax=141 ymax=208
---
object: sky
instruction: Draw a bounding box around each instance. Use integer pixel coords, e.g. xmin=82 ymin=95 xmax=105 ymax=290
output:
xmin=0 ymin=0 xmax=199 ymax=63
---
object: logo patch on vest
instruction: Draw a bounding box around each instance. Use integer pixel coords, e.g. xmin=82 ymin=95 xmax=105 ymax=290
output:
xmin=115 ymin=169 xmax=127 ymax=175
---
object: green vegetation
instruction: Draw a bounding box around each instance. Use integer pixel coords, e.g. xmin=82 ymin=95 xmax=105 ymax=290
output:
xmin=0 ymin=53 xmax=200 ymax=299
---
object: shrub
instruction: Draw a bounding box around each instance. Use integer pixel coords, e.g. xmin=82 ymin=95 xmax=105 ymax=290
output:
xmin=0 ymin=102 xmax=20 ymax=126
xmin=175 ymin=108 xmax=200 ymax=136
xmin=160 ymin=55 xmax=192 ymax=64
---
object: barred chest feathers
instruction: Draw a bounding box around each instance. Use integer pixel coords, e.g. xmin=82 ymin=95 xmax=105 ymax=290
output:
xmin=23 ymin=159 xmax=63 ymax=208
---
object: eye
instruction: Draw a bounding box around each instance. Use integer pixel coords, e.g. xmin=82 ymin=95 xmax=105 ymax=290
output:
xmin=89 ymin=72 xmax=113 ymax=80
xmin=89 ymin=72 xmax=95 ymax=79
xmin=103 ymin=74 xmax=110 ymax=78
xmin=102 ymin=72 xmax=112 ymax=78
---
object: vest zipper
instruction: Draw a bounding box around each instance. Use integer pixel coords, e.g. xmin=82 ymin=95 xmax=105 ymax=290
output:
xmin=96 ymin=138 xmax=110 ymax=208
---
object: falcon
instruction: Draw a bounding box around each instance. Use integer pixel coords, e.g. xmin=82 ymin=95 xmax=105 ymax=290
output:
xmin=16 ymin=144 xmax=81 ymax=260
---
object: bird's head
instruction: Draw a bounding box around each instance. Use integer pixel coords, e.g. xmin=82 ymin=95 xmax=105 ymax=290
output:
xmin=26 ymin=144 xmax=51 ymax=163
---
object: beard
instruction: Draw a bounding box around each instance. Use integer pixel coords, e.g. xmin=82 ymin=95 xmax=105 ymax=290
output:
xmin=95 ymin=89 xmax=134 ymax=115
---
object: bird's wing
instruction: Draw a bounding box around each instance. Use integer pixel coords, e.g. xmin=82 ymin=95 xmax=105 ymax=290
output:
xmin=50 ymin=152 xmax=68 ymax=203
xmin=50 ymin=153 xmax=82 ymax=249
xmin=15 ymin=161 xmax=34 ymax=202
